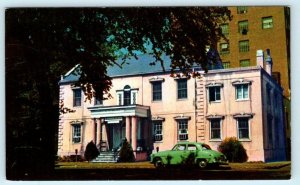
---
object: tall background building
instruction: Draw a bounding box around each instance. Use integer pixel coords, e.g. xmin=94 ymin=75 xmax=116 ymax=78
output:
xmin=218 ymin=6 xmax=290 ymax=159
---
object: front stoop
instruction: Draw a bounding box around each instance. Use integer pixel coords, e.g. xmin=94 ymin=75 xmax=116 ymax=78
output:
xmin=92 ymin=152 xmax=118 ymax=163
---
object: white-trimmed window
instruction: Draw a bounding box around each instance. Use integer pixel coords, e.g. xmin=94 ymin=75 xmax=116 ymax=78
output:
xmin=72 ymin=124 xmax=81 ymax=143
xmin=177 ymin=79 xmax=188 ymax=99
xmin=73 ymin=88 xmax=82 ymax=107
xmin=208 ymin=86 xmax=221 ymax=102
xmin=152 ymin=81 xmax=162 ymax=101
xmin=153 ymin=120 xmax=163 ymax=141
xmin=237 ymin=118 xmax=250 ymax=139
xmin=177 ymin=119 xmax=188 ymax=140
xmin=116 ymin=85 xmax=138 ymax=105
xmin=236 ymin=84 xmax=249 ymax=100
xmin=210 ymin=119 xmax=222 ymax=140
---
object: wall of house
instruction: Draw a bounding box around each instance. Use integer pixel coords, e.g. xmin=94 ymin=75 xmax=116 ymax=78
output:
xmin=261 ymin=70 xmax=287 ymax=161
xmin=199 ymin=67 xmax=265 ymax=161
xmin=142 ymin=74 xmax=196 ymax=151
xmin=58 ymin=83 xmax=96 ymax=156
xmin=58 ymin=72 xmax=196 ymax=156
xmin=58 ymin=65 xmax=286 ymax=162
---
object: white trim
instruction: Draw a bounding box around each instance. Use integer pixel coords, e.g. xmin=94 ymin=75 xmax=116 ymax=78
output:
xmin=131 ymin=89 xmax=138 ymax=104
xmin=116 ymin=91 xmax=123 ymax=106
xmin=65 ymin=64 xmax=80 ymax=77
xmin=149 ymin=77 xmax=165 ymax=82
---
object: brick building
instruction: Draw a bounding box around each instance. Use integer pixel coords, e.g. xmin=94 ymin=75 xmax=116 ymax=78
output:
xmin=218 ymin=7 xmax=291 ymax=158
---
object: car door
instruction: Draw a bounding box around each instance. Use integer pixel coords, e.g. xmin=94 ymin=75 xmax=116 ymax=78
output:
xmin=169 ymin=144 xmax=187 ymax=165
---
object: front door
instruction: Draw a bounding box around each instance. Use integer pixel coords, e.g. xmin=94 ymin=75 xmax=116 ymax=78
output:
xmin=107 ymin=124 xmax=123 ymax=150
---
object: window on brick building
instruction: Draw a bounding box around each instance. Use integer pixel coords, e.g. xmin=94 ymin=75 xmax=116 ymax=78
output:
xmin=220 ymin=43 xmax=230 ymax=54
xmin=262 ymin=16 xmax=273 ymax=29
xmin=220 ymin=23 xmax=229 ymax=36
xmin=238 ymin=20 xmax=249 ymax=35
xmin=240 ymin=59 xmax=250 ymax=67
xmin=237 ymin=6 xmax=248 ymax=14
xmin=223 ymin=62 xmax=230 ymax=69
xmin=239 ymin=40 xmax=249 ymax=52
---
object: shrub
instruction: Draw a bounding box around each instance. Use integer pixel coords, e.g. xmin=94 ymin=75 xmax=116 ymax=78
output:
xmin=84 ymin=141 xmax=99 ymax=162
xmin=218 ymin=137 xmax=248 ymax=163
xmin=118 ymin=138 xmax=135 ymax=162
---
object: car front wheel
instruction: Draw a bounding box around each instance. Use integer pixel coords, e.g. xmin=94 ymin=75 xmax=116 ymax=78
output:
xmin=198 ymin=159 xmax=208 ymax=169
xmin=154 ymin=158 xmax=164 ymax=169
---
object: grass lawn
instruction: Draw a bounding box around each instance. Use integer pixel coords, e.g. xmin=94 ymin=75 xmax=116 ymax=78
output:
xmin=56 ymin=161 xmax=291 ymax=170
xmin=56 ymin=161 xmax=154 ymax=169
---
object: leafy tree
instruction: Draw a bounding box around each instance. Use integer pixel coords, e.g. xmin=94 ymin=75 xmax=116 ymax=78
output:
xmin=84 ymin=141 xmax=100 ymax=162
xmin=118 ymin=138 xmax=135 ymax=162
xmin=218 ymin=137 xmax=248 ymax=163
xmin=6 ymin=7 xmax=231 ymax=178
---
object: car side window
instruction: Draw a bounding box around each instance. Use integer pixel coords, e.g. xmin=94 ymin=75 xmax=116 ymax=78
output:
xmin=187 ymin=145 xmax=197 ymax=151
xmin=201 ymin=144 xmax=212 ymax=150
xmin=177 ymin=145 xmax=186 ymax=151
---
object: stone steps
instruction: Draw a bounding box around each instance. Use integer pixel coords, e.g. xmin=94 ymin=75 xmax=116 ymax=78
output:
xmin=92 ymin=152 xmax=118 ymax=163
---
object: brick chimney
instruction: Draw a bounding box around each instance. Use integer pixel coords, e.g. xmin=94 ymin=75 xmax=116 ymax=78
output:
xmin=265 ymin=49 xmax=273 ymax=76
xmin=256 ymin=50 xmax=264 ymax=68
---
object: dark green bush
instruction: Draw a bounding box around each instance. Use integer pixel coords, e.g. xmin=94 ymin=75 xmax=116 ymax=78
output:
xmin=84 ymin=141 xmax=99 ymax=162
xmin=218 ymin=137 xmax=248 ymax=162
xmin=118 ymin=138 xmax=135 ymax=162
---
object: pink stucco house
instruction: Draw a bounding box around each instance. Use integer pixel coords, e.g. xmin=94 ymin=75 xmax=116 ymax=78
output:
xmin=57 ymin=50 xmax=286 ymax=162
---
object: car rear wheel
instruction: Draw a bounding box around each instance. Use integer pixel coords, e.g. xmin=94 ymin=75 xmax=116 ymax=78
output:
xmin=154 ymin=158 xmax=164 ymax=169
xmin=198 ymin=159 xmax=208 ymax=169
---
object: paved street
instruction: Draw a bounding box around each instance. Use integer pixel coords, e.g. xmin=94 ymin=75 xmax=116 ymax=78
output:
xmin=14 ymin=161 xmax=291 ymax=180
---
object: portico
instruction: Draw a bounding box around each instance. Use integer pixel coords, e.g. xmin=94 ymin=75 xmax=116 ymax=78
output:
xmin=88 ymin=104 xmax=151 ymax=156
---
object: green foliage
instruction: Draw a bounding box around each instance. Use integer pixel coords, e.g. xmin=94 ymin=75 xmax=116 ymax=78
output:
xmin=218 ymin=137 xmax=248 ymax=163
xmin=6 ymin=8 xmax=231 ymax=177
xmin=84 ymin=141 xmax=100 ymax=162
xmin=118 ymin=138 xmax=135 ymax=162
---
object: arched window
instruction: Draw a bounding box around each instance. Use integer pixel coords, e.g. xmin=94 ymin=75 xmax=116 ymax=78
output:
xmin=123 ymin=85 xmax=131 ymax=106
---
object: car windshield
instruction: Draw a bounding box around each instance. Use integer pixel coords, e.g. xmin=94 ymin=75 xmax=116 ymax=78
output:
xmin=201 ymin=144 xmax=211 ymax=150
